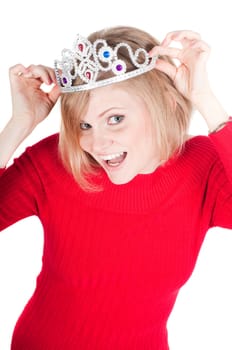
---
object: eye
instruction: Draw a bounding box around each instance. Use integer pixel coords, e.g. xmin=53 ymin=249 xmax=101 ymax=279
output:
xmin=80 ymin=122 xmax=92 ymax=130
xmin=108 ymin=115 xmax=125 ymax=125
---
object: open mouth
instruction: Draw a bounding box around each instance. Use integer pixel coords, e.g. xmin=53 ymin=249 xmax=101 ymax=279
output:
xmin=100 ymin=152 xmax=127 ymax=167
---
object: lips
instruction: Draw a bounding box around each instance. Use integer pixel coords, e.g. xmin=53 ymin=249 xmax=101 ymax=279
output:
xmin=100 ymin=152 xmax=127 ymax=167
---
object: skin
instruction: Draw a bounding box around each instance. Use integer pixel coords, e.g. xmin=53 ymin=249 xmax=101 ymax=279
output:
xmin=0 ymin=30 xmax=228 ymax=169
xmin=79 ymin=86 xmax=161 ymax=184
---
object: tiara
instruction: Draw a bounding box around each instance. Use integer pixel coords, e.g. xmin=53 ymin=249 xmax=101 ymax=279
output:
xmin=54 ymin=34 xmax=157 ymax=93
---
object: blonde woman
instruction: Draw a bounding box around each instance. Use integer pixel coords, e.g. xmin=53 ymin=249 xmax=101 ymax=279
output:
xmin=0 ymin=26 xmax=231 ymax=349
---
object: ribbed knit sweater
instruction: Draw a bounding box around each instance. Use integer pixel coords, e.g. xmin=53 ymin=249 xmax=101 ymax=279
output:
xmin=1 ymin=122 xmax=232 ymax=350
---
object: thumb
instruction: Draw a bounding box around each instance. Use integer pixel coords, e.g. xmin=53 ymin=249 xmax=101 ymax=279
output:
xmin=48 ymin=84 xmax=61 ymax=104
xmin=155 ymin=58 xmax=177 ymax=82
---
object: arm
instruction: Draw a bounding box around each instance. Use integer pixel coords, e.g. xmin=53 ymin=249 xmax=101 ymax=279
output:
xmin=0 ymin=64 xmax=60 ymax=230
xmin=0 ymin=64 xmax=60 ymax=168
xmin=0 ymin=117 xmax=34 ymax=169
xmin=150 ymin=31 xmax=232 ymax=229
xmin=0 ymin=148 xmax=44 ymax=231
xmin=149 ymin=30 xmax=229 ymax=129
xmin=150 ymin=30 xmax=231 ymax=179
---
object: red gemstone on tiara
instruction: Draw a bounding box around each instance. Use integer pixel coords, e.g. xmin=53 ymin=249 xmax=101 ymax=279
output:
xmin=78 ymin=43 xmax=84 ymax=51
xmin=85 ymin=71 xmax=91 ymax=79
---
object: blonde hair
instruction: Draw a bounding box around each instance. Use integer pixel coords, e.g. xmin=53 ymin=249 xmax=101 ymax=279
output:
xmin=59 ymin=25 xmax=192 ymax=191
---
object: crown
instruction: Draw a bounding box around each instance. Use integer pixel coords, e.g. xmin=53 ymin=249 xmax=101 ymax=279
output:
xmin=54 ymin=34 xmax=157 ymax=93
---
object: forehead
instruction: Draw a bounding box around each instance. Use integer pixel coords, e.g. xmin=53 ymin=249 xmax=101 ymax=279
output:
xmin=85 ymin=84 xmax=141 ymax=117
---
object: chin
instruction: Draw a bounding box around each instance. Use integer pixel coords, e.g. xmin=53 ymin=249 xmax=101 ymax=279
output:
xmin=106 ymin=173 xmax=136 ymax=185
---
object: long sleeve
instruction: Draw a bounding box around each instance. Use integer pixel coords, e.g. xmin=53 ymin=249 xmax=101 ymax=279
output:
xmin=209 ymin=118 xmax=232 ymax=181
xmin=207 ymin=120 xmax=232 ymax=228
xmin=1 ymin=130 xmax=231 ymax=350
xmin=0 ymin=146 xmax=45 ymax=231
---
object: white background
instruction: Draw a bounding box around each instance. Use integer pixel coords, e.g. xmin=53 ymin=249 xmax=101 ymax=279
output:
xmin=0 ymin=0 xmax=232 ymax=349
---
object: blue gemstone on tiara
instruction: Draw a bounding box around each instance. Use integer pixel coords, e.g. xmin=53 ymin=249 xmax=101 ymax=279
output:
xmin=98 ymin=46 xmax=113 ymax=62
xmin=54 ymin=34 xmax=157 ymax=92
xmin=103 ymin=50 xmax=110 ymax=58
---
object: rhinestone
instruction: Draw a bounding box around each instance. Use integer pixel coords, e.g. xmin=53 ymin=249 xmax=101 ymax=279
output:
xmin=116 ymin=64 xmax=123 ymax=71
xmin=103 ymin=50 xmax=110 ymax=58
xmin=54 ymin=35 xmax=158 ymax=93
xmin=78 ymin=43 xmax=84 ymax=51
xmin=85 ymin=71 xmax=91 ymax=79
xmin=62 ymin=77 xmax=68 ymax=84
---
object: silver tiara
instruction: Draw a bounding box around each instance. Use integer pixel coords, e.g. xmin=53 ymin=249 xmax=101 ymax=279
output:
xmin=54 ymin=34 xmax=157 ymax=93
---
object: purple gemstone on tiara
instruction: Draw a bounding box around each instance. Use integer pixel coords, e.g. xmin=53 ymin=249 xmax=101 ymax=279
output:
xmin=62 ymin=77 xmax=68 ymax=84
xmin=103 ymin=50 xmax=110 ymax=58
xmin=116 ymin=64 xmax=123 ymax=71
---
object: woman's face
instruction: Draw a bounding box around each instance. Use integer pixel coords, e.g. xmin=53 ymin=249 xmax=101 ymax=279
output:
xmin=79 ymin=84 xmax=160 ymax=185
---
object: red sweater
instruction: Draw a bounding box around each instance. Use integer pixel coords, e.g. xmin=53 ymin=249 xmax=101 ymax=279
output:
xmin=1 ymin=123 xmax=232 ymax=350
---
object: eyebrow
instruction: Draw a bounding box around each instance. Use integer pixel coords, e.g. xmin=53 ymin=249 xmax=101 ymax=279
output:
xmin=99 ymin=107 xmax=125 ymax=118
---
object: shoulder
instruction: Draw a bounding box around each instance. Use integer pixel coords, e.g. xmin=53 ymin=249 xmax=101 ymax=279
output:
xmin=19 ymin=133 xmax=64 ymax=177
xmin=183 ymin=134 xmax=219 ymax=161
xmin=20 ymin=133 xmax=74 ymax=186
xmin=168 ymin=134 xmax=221 ymax=179
xmin=27 ymin=133 xmax=59 ymax=153
xmin=25 ymin=133 xmax=60 ymax=162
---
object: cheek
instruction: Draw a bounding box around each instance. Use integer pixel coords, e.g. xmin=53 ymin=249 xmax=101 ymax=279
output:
xmin=132 ymin=124 xmax=148 ymax=142
xmin=79 ymin=135 xmax=91 ymax=152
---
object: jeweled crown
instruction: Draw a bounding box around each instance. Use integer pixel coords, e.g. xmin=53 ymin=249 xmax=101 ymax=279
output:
xmin=54 ymin=34 xmax=157 ymax=92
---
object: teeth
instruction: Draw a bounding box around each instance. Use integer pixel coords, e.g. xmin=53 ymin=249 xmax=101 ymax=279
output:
xmin=100 ymin=152 xmax=124 ymax=161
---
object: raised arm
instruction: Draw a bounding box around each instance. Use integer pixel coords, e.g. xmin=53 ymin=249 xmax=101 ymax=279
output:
xmin=149 ymin=30 xmax=229 ymax=130
xmin=0 ymin=64 xmax=60 ymax=168
xmin=150 ymin=31 xmax=232 ymax=229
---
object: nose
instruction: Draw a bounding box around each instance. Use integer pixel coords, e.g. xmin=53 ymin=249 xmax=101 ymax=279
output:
xmin=90 ymin=130 xmax=113 ymax=153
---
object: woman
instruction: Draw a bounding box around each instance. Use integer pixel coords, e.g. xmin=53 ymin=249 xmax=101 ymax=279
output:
xmin=0 ymin=26 xmax=231 ymax=349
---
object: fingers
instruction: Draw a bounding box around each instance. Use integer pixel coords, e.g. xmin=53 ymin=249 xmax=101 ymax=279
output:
xmin=48 ymin=84 xmax=61 ymax=104
xmin=9 ymin=64 xmax=28 ymax=77
xmin=149 ymin=29 xmax=209 ymax=58
xmin=150 ymin=39 xmax=210 ymax=64
xmin=161 ymin=30 xmax=201 ymax=46
xmin=188 ymin=39 xmax=211 ymax=58
xmin=150 ymin=46 xmax=181 ymax=60
xmin=154 ymin=59 xmax=177 ymax=81
xmin=24 ymin=65 xmax=57 ymax=85
xmin=9 ymin=64 xmax=57 ymax=86
xmin=149 ymin=30 xmax=211 ymax=87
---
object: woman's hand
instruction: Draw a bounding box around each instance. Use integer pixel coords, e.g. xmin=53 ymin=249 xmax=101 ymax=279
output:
xmin=9 ymin=64 xmax=61 ymax=132
xmin=0 ymin=64 xmax=61 ymax=168
xmin=150 ymin=30 xmax=229 ymax=129
xmin=149 ymin=30 xmax=211 ymax=106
